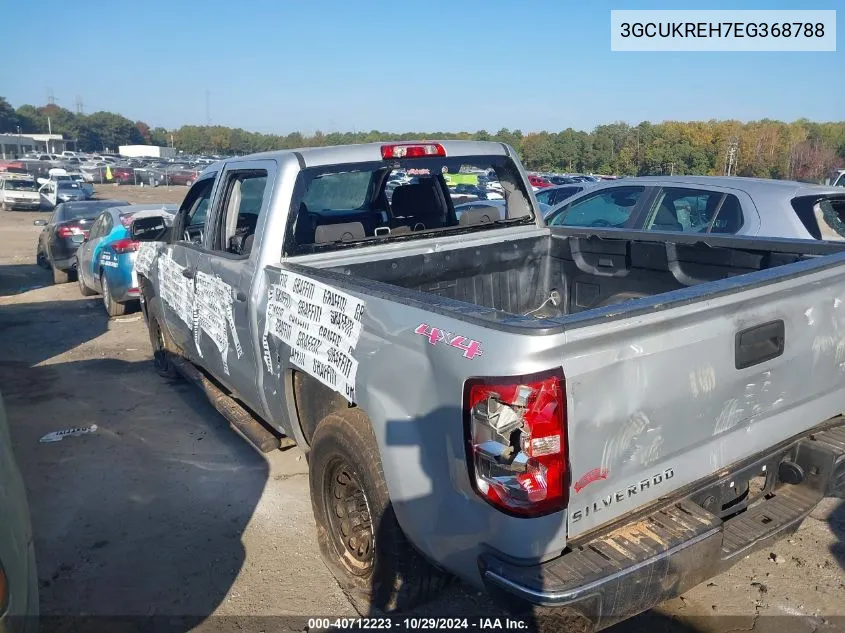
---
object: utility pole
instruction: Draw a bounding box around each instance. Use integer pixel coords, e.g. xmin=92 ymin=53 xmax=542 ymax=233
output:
xmin=47 ymin=88 xmax=56 ymax=106
xmin=724 ymin=137 xmax=739 ymax=176
xmin=75 ymin=96 xmax=84 ymax=115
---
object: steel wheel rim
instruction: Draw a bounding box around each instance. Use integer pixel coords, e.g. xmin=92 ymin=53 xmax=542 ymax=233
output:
xmin=102 ymin=275 xmax=110 ymax=310
xmin=324 ymin=458 xmax=375 ymax=574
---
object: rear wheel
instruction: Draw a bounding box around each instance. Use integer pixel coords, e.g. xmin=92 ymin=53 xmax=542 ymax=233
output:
xmin=308 ymin=409 xmax=449 ymax=614
xmin=36 ymin=247 xmax=50 ymax=269
xmin=148 ymin=313 xmax=180 ymax=379
xmin=101 ymin=273 xmax=127 ymax=317
xmin=185 ymin=179 xmax=194 ymax=187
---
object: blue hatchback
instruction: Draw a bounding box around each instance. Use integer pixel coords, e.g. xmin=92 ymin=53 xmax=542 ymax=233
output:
xmin=75 ymin=204 xmax=178 ymax=316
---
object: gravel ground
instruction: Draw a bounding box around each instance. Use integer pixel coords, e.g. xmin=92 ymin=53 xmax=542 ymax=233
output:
xmin=1 ymin=186 xmax=843 ymax=632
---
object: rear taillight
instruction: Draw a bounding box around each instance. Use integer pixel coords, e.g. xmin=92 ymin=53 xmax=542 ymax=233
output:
xmin=111 ymin=238 xmax=139 ymax=254
xmin=464 ymin=370 xmax=568 ymax=516
xmin=381 ymin=143 xmax=446 ymax=159
xmin=56 ymin=225 xmax=83 ymax=238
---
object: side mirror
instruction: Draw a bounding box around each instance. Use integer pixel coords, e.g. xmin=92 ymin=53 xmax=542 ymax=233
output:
xmin=131 ymin=215 xmax=170 ymax=242
xmin=33 ymin=219 xmax=47 ymax=226
xmin=37 ymin=177 xmax=48 ymax=185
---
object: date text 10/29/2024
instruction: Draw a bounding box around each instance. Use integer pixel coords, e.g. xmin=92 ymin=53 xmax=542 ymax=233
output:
xmin=306 ymin=617 xmax=530 ymax=630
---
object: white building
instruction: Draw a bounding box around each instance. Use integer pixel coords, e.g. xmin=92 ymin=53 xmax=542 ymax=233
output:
xmin=119 ymin=145 xmax=176 ymax=159
xmin=0 ymin=133 xmax=75 ymax=159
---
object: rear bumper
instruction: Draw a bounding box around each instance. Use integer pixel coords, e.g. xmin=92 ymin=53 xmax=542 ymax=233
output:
xmin=480 ymin=421 xmax=845 ymax=631
xmin=3 ymin=201 xmax=41 ymax=210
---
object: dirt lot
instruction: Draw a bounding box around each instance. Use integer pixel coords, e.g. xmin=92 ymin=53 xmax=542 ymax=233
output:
xmin=1 ymin=185 xmax=843 ymax=632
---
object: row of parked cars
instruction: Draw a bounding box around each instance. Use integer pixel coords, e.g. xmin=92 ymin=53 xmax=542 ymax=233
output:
xmin=8 ymin=151 xmax=218 ymax=188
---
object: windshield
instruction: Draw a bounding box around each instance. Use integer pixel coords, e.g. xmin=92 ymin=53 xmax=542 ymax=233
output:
xmin=287 ymin=154 xmax=534 ymax=255
xmin=5 ymin=180 xmax=37 ymax=191
xmin=57 ymin=181 xmax=81 ymax=191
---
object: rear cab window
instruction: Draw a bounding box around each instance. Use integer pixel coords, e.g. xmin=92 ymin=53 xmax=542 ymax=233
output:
xmin=284 ymin=153 xmax=534 ymax=256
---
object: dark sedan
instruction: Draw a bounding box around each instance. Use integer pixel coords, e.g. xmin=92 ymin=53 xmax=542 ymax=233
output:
xmin=35 ymin=199 xmax=129 ymax=284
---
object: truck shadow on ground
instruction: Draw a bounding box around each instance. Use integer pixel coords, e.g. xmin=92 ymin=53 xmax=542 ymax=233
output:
xmin=365 ymin=411 xmax=711 ymax=633
xmin=0 ymin=292 xmax=268 ymax=631
xmin=0 ymin=263 xmax=52 ymax=298
xmin=828 ymin=500 xmax=845 ymax=572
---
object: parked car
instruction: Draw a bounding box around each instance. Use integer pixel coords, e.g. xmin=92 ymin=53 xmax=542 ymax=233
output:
xmin=534 ymin=183 xmax=595 ymax=208
xmin=76 ymin=204 xmax=178 ymax=316
xmin=38 ymin=180 xmax=87 ymax=208
xmin=129 ymin=141 xmax=845 ymax=630
xmin=166 ymin=167 xmax=202 ymax=186
xmin=527 ymin=174 xmax=552 ymax=189
xmin=455 ymin=198 xmax=551 ymax=220
xmin=34 ymin=199 xmax=129 ymax=283
xmin=0 ymin=392 xmax=39 ymax=633
xmin=544 ymin=175 xmax=845 ymax=240
xmin=0 ymin=174 xmax=41 ymax=211
xmin=547 ymin=175 xmax=578 ymax=185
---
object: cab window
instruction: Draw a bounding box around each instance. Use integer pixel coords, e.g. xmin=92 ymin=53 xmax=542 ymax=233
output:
xmin=644 ymin=188 xmax=743 ymax=234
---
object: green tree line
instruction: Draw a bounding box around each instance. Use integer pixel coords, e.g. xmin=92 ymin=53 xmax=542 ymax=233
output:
xmin=2 ymin=97 xmax=843 ymax=181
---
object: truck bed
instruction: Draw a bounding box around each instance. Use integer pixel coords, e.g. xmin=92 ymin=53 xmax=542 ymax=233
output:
xmin=318 ymin=228 xmax=845 ymax=332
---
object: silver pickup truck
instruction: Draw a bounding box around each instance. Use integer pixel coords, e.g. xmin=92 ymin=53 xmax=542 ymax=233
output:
xmin=130 ymin=141 xmax=845 ymax=631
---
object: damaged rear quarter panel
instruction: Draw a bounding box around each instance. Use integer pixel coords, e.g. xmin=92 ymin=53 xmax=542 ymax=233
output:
xmin=258 ymin=263 xmax=571 ymax=580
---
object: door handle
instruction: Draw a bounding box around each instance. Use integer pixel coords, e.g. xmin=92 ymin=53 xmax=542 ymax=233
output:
xmin=235 ymin=291 xmax=247 ymax=302
xmin=181 ymin=267 xmax=196 ymax=279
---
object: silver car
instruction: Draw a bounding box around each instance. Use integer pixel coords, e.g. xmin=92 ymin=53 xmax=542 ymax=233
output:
xmin=544 ymin=175 xmax=845 ymax=240
xmin=0 ymin=393 xmax=38 ymax=633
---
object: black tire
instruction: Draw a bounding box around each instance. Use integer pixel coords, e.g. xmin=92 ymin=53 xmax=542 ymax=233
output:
xmin=52 ymin=265 xmax=71 ymax=284
xmin=185 ymin=179 xmax=194 ymax=187
xmin=76 ymin=264 xmax=96 ymax=296
xmin=148 ymin=313 xmax=180 ymax=380
xmin=36 ymin=247 xmax=50 ymax=269
xmin=101 ymin=272 xmax=127 ymax=317
xmin=309 ymin=409 xmax=449 ymax=614
xmin=1 ymin=202 xmax=8 ymax=212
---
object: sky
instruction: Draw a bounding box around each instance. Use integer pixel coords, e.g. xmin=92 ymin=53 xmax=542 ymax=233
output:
xmin=0 ymin=0 xmax=841 ymax=135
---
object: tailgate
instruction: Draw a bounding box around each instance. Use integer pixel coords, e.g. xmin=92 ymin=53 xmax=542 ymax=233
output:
xmin=561 ymin=256 xmax=845 ymax=538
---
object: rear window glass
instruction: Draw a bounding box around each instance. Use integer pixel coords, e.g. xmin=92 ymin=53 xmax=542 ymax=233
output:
xmin=286 ymin=155 xmax=534 ymax=255
xmin=813 ymin=198 xmax=845 ymax=241
xmin=60 ymin=201 xmax=128 ymax=220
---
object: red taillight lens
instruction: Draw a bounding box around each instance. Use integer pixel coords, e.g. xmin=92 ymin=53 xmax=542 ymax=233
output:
xmin=464 ymin=370 xmax=568 ymax=517
xmin=381 ymin=143 xmax=446 ymax=159
xmin=111 ymin=238 xmax=139 ymax=254
xmin=57 ymin=225 xmax=83 ymax=238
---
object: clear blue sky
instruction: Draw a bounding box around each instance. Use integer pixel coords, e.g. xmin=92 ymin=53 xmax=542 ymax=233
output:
xmin=0 ymin=0 xmax=841 ymax=134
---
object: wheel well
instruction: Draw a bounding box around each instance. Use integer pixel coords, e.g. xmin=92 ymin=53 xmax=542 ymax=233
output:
xmin=292 ymin=370 xmax=351 ymax=446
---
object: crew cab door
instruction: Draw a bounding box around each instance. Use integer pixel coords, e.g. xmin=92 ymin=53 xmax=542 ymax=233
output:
xmin=192 ymin=160 xmax=275 ymax=415
xmin=161 ymin=176 xmax=216 ymax=362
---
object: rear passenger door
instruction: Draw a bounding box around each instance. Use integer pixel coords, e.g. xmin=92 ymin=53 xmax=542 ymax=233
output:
xmin=192 ymin=160 xmax=275 ymax=413
xmin=89 ymin=212 xmax=115 ymax=290
xmin=639 ymin=186 xmax=752 ymax=235
xmin=161 ymin=176 xmax=217 ymax=362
